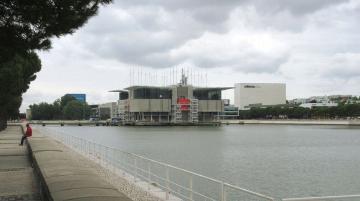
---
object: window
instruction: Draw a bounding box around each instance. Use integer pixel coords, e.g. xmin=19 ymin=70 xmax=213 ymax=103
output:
xmin=133 ymin=88 xmax=172 ymax=99
xmin=193 ymin=90 xmax=221 ymax=100
xmin=119 ymin=92 xmax=129 ymax=100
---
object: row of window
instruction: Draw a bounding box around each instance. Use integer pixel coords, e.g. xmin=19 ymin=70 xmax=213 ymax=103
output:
xmin=131 ymin=88 xmax=221 ymax=100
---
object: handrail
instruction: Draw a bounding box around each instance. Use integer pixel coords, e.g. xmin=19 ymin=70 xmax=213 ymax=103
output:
xmin=38 ymin=126 xmax=275 ymax=201
xmin=224 ymin=182 xmax=275 ymax=201
xmin=282 ymin=194 xmax=360 ymax=201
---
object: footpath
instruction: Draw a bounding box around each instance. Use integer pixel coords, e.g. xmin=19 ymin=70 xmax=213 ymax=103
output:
xmin=1 ymin=125 xmax=133 ymax=201
xmin=0 ymin=126 xmax=40 ymax=201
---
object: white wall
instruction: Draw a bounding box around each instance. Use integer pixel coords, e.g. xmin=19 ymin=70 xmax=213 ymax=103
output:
xmin=234 ymin=83 xmax=286 ymax=110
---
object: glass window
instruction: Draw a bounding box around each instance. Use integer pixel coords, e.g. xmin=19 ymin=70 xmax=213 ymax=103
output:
xmin=193 ymin=90 xmax=221 ymax=100
xmin=134 ymin=88 xmax=171 ymax=99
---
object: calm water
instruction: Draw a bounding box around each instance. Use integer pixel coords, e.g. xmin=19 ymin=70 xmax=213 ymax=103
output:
xmin=39 ymin=124 xmax=360 ymax=199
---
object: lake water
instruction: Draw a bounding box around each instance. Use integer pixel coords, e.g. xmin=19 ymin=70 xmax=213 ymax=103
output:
xmin=38 ymin=124 xmax=360 ymax=199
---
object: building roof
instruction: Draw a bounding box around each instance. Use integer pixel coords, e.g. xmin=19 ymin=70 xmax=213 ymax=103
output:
xmin=123 ymin=85 xmax=233 ymax=91
xmin=108 ymin=90 xmax=128 ymax=93
xmin=193 ymin=87 xmax=233 ymax=91
xmin=124 ymin=85 xmax=172 ymax=90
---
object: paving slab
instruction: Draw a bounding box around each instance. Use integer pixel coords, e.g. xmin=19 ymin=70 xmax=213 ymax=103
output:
xmin=42 ymin=167 xmax=98 ymax=179
xmin=0 ymin=126 xmax=40 ymax=201
xmin=13 ymin=126 xmax=135 ymax=201
xmin=52 ymin=188 xmax=128 ymax=201
xmin=0 ymin=155 xmax=30 ymax=170
xmin=0 ymin=193 xmax=40 ymax=201
xmin=48 ymin=179 xmax=116 ymax=193
xmin=0 ymin=170 xmax=36 ymax=196
xmin=0 ymin=149 xmax=26 ymax=156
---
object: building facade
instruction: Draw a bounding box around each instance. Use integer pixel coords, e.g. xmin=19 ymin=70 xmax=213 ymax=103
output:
xmin=299 ymin=102 xmax=338 ymax=109
xmin=114 ymin=73 xmax=230 ymax=125
xmin=98 ymin=102 xmax=118 ymax=119
xmin=234 ymin=83 xmax=286 ymax=110
xmin=66 ymin=93 xmax=86 ymax=103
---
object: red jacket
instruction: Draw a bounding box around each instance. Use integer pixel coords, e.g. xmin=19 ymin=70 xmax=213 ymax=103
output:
xmin=25 ymin=127 xmax=32 ymax=137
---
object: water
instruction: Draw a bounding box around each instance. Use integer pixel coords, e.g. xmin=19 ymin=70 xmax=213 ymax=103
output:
xmin=39 ymin=124 xmax=360 ymax=199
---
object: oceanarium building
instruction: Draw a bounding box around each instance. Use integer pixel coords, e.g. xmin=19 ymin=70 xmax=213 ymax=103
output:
xmin=113 ymin=73 xmax=231 ymax=125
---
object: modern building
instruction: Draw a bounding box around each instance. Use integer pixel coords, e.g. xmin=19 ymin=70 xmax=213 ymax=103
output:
xmin=219 ymin=105 xmax=239 ymax=119
xmin=112 ymin=71 xmax=231 ymax=125
xmin=98 ymin=102 xmax=118 ymax=120
xmin=67 ymin=93 xmax=86 ymax=103
xmin=299 ymin=102 xmax=338 ymax=109
xmin=289 ymin=95 xmax=354 ymax=105
xmin=218 ymin=99 xmax=239 ymax=119
xmin=234 ymin=83 xmax=286 ymax=110
xmin=26 ymin=109 xmax=32 ymax=120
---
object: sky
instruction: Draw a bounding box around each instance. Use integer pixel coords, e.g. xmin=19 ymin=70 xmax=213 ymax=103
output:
xmin=21 ymin=0 xmax=360 ymax=112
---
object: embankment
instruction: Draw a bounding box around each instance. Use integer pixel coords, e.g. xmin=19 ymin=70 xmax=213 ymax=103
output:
xmin=221 ymin=119 xmax=360 ymax=126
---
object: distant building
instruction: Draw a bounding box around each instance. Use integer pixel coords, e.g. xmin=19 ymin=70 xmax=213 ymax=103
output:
xmin=67 ymin=93 xmax=86 ymax=103
xmin=234 ymin=83 xmax=286 ymax=110
xmin=220 ymin=105 xmax=239 ymax=119
xmin=290 ymin=95 xmax=353 ymax=105
xmin=288 ymin=98 xmax=309 ymax=105
xmin=299 ymin=102 xmax=338 ymax=109
xmin=223 ymin=99 xmax=231 ymax=106
xmin=26 ymin=109 xmax=32 ymax=120
xmin=111 ymin=71 xmax=231 ymax=125
xmin=98 ymin=102 xmax=118 ymax=120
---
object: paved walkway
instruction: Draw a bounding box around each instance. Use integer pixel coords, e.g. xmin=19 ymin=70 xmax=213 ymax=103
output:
xmin=0 ymin=126 xmax=40 ymax=201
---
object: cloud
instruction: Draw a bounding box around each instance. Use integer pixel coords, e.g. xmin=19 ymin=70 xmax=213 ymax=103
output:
xmin=20 ymin=0 xmax=360 ymax=111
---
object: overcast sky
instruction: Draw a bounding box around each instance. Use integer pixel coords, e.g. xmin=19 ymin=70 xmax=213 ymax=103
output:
xmin=21 ymin=0 xmax=360 ymax=111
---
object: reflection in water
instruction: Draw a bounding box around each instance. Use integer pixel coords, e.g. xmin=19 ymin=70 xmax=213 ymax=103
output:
xmin=39 ymin=125 xmax=360 ymax=198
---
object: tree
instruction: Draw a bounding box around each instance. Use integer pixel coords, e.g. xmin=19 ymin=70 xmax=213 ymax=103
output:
xmin=0 ymin=0 xmax=112 ymax=130
xmin=60 ymin=95 xmax=76 ymax=110
xmin=29 ymin=95 xmax=91 ymax=120
xmin=63 ymin=100 xmax=91 ymax=120
xmin=0 ymin=53 xmax=41 ymax=128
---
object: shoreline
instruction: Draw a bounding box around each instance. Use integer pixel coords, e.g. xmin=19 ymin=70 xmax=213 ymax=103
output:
xmin=221 ymin=119 xmax=360 ymax=126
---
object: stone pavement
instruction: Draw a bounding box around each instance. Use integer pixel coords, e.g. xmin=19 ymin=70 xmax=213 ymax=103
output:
xmin=0 ymin=126 xmax=40 ymax=201
xmin=28 ymin=127 xmax=134 ymax=201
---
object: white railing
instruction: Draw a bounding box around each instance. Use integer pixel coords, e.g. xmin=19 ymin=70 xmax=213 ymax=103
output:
xmin=282 ymin=195 xmax=360 ymax=201
xmin=39 ymin=127 xmax=360 ymax=201
xmin=40 ymin=127 xmax=275 ymax=201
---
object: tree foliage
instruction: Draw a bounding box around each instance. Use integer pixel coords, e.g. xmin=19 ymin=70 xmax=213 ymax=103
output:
xmin=30 ymin=95 xmax=91 ymax=120
xmin=63 ymin=100 xmax=91 ymax=120
xmin=238 ymin=104 xmax=360 ymax=119
xmin=0 ymin=0 xmax=112 ymax=130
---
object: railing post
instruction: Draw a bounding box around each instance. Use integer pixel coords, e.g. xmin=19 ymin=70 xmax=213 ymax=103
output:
xmin=166 ymin=165 xmax=170 ymax=200
xmin=105 ymin=146 xmax=108 ymax=168
xmin=148 ymin=162 xmax=151 ymax=190
xmin=189 ymin=175 xmax=193 ymax=201
xmin=221 ymin=182 xmax=225 ymax=201
xmin=134 ymin=157 xmax=137 ymax=182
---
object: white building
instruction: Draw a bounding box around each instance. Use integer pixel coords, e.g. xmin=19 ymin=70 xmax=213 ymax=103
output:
xmin=234 ymin=83 xmax=286 ymax=110
xmin=99 ymin=102 xmax=119 ymax=119
xmin=299 ymin=102 xmax=338 ymax=109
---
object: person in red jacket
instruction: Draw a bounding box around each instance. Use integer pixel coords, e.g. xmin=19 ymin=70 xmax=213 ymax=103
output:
xmin=19 ymin=123 xmax=32 ymax=146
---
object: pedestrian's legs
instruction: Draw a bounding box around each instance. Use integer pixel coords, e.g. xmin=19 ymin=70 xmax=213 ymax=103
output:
xmin=20 ymin=135 xmax=27 ymax=145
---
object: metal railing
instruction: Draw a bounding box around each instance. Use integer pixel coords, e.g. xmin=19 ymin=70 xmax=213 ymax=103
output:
xmin=282 ymin=195 xmax=360 ymax=201
xmin=40 ymin=127 xmax=274 ymax=201
xmin=39 ymin=127 xmax=360 ymax=201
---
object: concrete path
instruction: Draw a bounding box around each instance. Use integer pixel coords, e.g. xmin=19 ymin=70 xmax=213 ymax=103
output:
xmin=0 ymin=126 xmax=40 ymax=201
xmin=28 ymin=127 xmax=134 ymax=201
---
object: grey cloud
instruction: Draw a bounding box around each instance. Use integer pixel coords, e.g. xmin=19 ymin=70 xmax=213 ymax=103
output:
xmin=322 ymin=53 xmax=360 ymax=78
xmin=252 ymin=0 xmax=349 ymax=15
xmin=69 ymin=0 xmax=353 ymax=71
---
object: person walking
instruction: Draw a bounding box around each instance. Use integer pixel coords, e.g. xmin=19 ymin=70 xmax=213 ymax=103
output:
xmin=19 ymin=123 xmax=32 ymax=146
